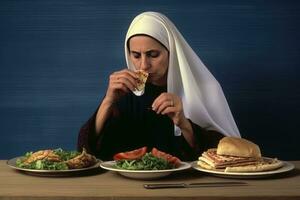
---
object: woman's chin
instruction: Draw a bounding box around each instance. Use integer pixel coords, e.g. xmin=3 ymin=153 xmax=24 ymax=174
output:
xmin=149 ymin=80 xmax=167 ymax=86
xmin=147 ymin=74 xmax=167 ymax=86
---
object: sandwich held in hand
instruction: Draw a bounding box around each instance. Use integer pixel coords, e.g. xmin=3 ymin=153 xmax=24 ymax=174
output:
xmin=133 ymin=70 xmax=148 ymax=96
xmin=198 ymin=137 xmax=283 ymax=172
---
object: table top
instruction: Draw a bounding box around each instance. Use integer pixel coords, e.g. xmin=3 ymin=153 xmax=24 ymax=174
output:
xmin=0 ymin=160 xmax=299 ymax=200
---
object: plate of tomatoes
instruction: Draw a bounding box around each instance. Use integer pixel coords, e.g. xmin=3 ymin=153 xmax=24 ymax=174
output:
xmin=100 ymin=147 xmax=191 ymax=180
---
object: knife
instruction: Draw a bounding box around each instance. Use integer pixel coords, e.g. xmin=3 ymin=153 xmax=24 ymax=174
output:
xmin=144 ymin=181 xmax=247 ymax=189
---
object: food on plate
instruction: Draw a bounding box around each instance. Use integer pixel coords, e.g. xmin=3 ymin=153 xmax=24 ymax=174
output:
xmin=23 ymin=149 xmax=61 ymax=164
xmin=113 ymin=147 xmax=181 ymax=170
xmin=16 ymin=148 xmax=97 ymax=170
xmin=66 ymin=148 xmax=97 ymax=169
xmin=197 ymin=137 xmax=284 ymax=172
xmin=113 ymin=146 xmax=147 ymax=160
xmin=151 ymin=147 xmax=181 ymax=167
xmin=133 ymin=70 xmax=149 ymax=96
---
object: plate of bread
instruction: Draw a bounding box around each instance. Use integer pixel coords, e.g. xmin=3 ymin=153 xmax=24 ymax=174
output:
xmin=192 ymin=137 xmax=294 ymax=178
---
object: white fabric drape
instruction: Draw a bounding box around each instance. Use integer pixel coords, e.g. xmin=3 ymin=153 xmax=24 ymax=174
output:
xmin=124 ymin=11 xmax=240 ymax=137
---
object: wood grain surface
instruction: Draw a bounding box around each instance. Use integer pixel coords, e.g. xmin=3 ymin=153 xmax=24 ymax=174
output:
xmin=0 ymin=160 xmax=299 ymax=200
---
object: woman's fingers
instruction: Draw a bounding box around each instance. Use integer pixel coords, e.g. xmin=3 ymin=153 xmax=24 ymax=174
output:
xmin=152 ymin=93 xmax=179 ymax=114
xmin=151 ymin=93 xmax=186 ymax=126
xmin=106 ymin=69 xmax=138 ymax=103
xmin=111 ymin=70 xmax=138 ymax=91
xmin=155 ymin=99 xmax=175 ymax=114
xmin=152 ymin=92 xmax=167 ymax=109
xmin=110 ymin=82 xmax=130 ymax=93
xmin=110 ymin=69 xmax=137 ymax=91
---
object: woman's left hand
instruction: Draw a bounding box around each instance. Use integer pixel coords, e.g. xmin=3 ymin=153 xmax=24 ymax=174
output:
xmin=151 ymin=92 xmax=187 ymax=127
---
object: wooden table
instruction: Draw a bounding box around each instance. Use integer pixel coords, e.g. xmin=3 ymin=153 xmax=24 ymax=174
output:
xmin=0 ymin=160 xmax=299 ymax=200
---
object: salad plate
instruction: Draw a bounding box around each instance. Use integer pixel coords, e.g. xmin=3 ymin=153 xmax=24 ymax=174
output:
xmin=100 ymin=161 xmax=191 ymax=180
xmin=7 ymin=156 xmax=101 ymax=177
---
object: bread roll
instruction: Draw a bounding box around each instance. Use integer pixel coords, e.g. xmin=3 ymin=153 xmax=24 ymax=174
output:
xmin=217 ymin=137 xmax=261 ymax=158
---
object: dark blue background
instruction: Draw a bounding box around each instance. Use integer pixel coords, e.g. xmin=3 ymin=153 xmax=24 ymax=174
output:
xmin=1 ymin=0 xmax=299 ymax=160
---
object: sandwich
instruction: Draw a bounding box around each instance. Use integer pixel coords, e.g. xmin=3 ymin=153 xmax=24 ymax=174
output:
xmin=198 ymin=137 xmax=283 ymax=172
xmin=133 ymin=70 xmax=149 ymax=96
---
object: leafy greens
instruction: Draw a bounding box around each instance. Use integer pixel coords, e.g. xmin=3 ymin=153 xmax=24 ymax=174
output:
xmin=114 ymin=153 xmax=175 ymax=170
xmin=16 ymin=148 xmax=80 ymax=170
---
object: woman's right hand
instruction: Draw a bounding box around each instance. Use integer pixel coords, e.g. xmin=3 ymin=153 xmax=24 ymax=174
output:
xmin=104 ymin=69 xmax=138 ymax=105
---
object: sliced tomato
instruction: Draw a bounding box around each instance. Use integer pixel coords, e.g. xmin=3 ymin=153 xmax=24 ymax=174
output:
xmin=151 ymin=147 xmax=181 ymax=167
xmin=113 ymin=146 xmax=147 ymax=160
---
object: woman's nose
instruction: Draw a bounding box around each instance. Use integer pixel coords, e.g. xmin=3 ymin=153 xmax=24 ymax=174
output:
xmin=140 ymin=56 xmax=150 ymax=70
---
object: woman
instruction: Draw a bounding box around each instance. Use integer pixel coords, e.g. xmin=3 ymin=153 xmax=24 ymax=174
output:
xmin=77 ymin=12 xmax=240 ymax=161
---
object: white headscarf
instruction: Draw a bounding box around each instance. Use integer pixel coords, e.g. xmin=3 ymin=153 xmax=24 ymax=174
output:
xmin=125 ymin=11 xmax=240 ymax=137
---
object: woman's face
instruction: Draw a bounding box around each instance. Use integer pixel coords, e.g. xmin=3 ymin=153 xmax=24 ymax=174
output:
xmin=128 ymin=35 xmax=169 ymax=86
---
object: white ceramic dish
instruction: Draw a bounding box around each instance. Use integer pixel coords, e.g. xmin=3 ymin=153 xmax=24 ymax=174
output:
xmin=100 ymin=161 xmax=191 ymax=180
xmin=7 ymin=156 xmax=101 ymax=176
xmin=191 ymin=160 xmax=294 ymax=179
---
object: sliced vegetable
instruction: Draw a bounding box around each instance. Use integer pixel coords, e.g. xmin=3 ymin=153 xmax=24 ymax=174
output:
xmin=113 ymin=147 xmax=181 ymax=170
xmin=113 ymin=146 xmax=147 ymax=160
xmin=151 ymin=147 xmax=181 ymax=167
xmin=115 ymin=153 xmax=173 ymax=170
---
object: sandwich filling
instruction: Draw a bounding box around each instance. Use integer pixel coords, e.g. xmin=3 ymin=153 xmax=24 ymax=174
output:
xmin=199 ymin=149 xmax=260 ymax=169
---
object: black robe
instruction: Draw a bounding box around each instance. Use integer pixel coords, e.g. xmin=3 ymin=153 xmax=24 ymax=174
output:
xmin=77 ymin=83 xmax=224 ymax=161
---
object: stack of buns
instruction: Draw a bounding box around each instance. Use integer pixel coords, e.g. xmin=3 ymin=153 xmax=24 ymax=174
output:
xmin=198 ymin=137 xmax=283 ymax=172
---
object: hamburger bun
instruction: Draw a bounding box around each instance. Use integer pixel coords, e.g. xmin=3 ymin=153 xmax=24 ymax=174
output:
xmin=217 ymin=137 xmax=261 ymax=158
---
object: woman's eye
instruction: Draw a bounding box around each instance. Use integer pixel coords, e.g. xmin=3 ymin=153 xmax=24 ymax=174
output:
xmin=148 ymin=51 xmax=160 ymax=58
xmin=132 ymin=53 xmax=141 ymax=59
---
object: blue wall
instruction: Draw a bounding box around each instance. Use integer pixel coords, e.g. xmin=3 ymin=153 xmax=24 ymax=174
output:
xmin=1 ymin=0 xmax=299 ymax=160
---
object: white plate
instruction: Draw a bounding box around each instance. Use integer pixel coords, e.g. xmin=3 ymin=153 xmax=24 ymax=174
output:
xmin=100 ymin=161 xmax=191 ymax=180
xmin=191 ymin=160 xmax=295 ymax=179
xmin=7 ymin=156 xmax=101 ymax=176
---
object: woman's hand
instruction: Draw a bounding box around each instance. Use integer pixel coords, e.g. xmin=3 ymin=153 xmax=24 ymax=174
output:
xmin=152 ymin=92 xmax=196 ymax=149
xmin=151 ymin=92 xmax=187 ymax=127
xmin=104 ymin=69 xmax=138 ymax=105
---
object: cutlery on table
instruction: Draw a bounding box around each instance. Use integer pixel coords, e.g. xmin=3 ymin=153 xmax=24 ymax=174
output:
xmin=144 ymin=181 xmax=247 ymax=189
